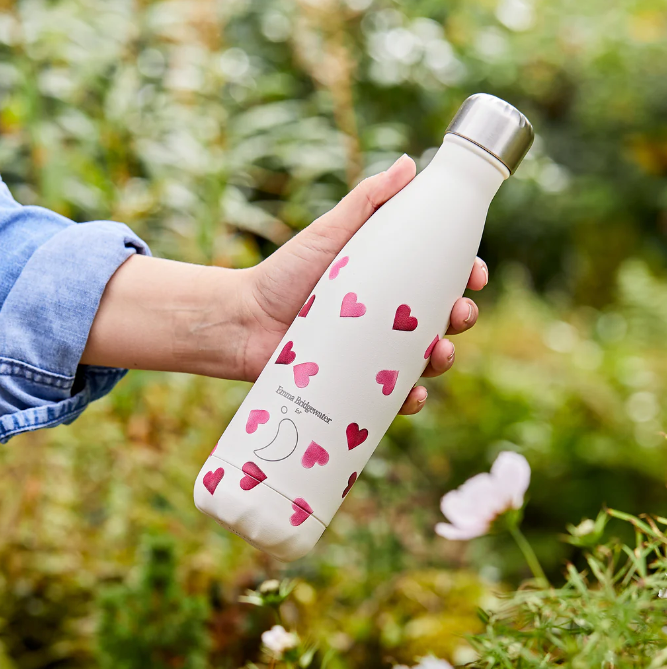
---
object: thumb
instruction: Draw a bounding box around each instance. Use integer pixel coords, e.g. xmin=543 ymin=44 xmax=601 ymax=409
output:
xmin=304 ymin=153 xmax=417 ymax=252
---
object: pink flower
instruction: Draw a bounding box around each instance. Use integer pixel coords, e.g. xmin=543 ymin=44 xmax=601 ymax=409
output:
xmin=435 ymin=451 xmax=531 ymax=540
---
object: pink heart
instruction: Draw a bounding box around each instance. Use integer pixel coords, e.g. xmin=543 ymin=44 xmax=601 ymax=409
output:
xmin=203 ymin=467 xmax=224 ymax=495
xmin=293 ymin=362 xmax=319 ymax=388
xmin=209 ymin=443 xmax=218 ymax=457
xmin=276 ymin=341 xmax=296 ymax=365
xmin=346 ymin=423 xmax=368 ymax=450
xmin=340 ymin=292 xmax=366 ymax=318
xmin=393 ymin=304 xmax=418 ymax=331
xmin=342 ymin=472 xmax=358 ymax=498
xmin=329 ymin=256 xmax=349 ymax=280
xmin=298 ymin=295 xmax=315 ymax=318
xmin=301 ymin=441 xmax=329 ymax=469
xmin=376 ymin=369 xmax=398 ymax=396
xmin=290 ymin=498 xmax=313 ymax=526
xmin=246 ymin=409 xmax=270 ymax=434
xmin=424 ymin=335 xmax=439 ymax=359
xmin=240 ymin=461 xmax=267 ymax=490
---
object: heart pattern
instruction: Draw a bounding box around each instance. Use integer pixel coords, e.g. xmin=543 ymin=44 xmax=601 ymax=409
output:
xmin=293 ymin=362 xmax=319 ymax=388
xmin=424 ymin=335 xmax=439 ymax=360
xmin=203 ymin=467 xmax=224 ymax=495
xmin=301 ymin=441 xmax=329 ymax=469
xmin=393 ymin=304 xmax=418 ymax=331
xmin=298 ymin=295 xmax=316 ymax=318
xmin=340 ymin=292 xmax=366 ymax=318
xmin=329 ymin=256 xmax=349 ymax=280
xmin=246 ymin=409 xmax=270 ymax=434
xmin=240 ymin=461 xmax=267 ymax=490
xmin=290 ymin=498 xmax=313 ymax=526
xmin=376 ymin=369 xmax=398 ymax=396
xmin=342 ymin=472 xmax=358 ymax=498
xmin=276 ymin=341 xmax=297 ymax=365
xmin=346 ymin=423 xmax=368 ymax=450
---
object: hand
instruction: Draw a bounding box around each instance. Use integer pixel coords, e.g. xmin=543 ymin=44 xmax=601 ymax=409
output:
xmin=240 ymin=154 xmax=489 ymax=415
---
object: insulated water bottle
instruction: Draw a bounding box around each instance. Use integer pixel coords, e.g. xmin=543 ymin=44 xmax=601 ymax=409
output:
xmin=194 ymin=94 xmax=534 ymax=561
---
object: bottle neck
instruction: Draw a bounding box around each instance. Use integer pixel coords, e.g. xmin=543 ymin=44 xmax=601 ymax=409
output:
xmin=437 ymin=133 xmax=511 ymax=180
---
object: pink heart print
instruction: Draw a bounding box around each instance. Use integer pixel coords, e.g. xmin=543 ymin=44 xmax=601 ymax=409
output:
xmin=293 ymin=362 xmax=319 ymax=388
xmin=276 ymin=341 xmax=297 ymax=365
xmin=424 ymin=335 xmax=439 ymax=359
xmin=209 ymin=443 xmax=218 ymax=457
xmin=301 ymin=441 xmax=330 ymax=469
xmin=246 ymin=409 xmax=270 ymax=434
xmin=290 ymin=497 xmax=313 ymax=526
xmin=393 ymin=304 xmax=418 ymax=331
xmin=342 ymin=472 xmax=358 ymax=498
xmin=329 ymin=256 xmax=349 ymax=280
xmin=203 ymin=467 xmax=224 ymax=495
xmin=298 ymin=295 xmax=315 ymax=318
xmin=340 ymin=292 xmax=366 ymax=318
xmin=346 ymin=422 xmax=368 ymax=450
xmin=240 ymin=461 xmax=267 ymax=490
xmin=376 ymin=369 xmax=398 ymax=396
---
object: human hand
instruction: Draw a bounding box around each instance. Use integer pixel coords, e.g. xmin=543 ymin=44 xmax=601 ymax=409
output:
xmin=239 ymin=154 xmax=489 ymax=414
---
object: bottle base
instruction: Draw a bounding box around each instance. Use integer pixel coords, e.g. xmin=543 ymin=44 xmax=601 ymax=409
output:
xmin=194 ymin=455 xmax=327 ymax=562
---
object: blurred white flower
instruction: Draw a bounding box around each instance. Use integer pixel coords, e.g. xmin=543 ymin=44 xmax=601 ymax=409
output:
xmin=261 ymin=625 xmax=298 ymax=656
xmin=259 ymin=579 xmax=281 ymax=594
xmin=436 ymin=451 xmax=530 ymax=540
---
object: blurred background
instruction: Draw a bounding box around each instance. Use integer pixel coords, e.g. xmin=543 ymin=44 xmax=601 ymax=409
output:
xmin=1 ymin=0 xmax=666 ymax=666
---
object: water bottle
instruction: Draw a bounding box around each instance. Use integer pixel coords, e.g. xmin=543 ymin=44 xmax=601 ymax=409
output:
xmin=194 ymin=94 xmax=534 ymax=561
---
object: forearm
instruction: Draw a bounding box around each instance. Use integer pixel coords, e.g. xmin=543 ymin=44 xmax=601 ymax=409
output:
xmin=81 ymin=255 xmax=251 ymax=379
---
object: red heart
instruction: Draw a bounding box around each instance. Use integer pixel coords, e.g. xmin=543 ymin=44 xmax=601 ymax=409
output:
xmin=340 ymin=292 xmax=366 ymax=318
xmin=293 ymin=362 xmax=319 ymax=388
xmin=298 ymin=295 xmax=315 ymax=318
xmin=376 ymin=369 xmax=398 ymax=396
xmin=203 ymin=467 xmax=224 ymax=495
xmin=301 ymin=441 xmax=329 ymax=469
xmin=276 ymin=341 xmax=296 ymax=365
xmin=424 ymin=335 xmax=439 ymax=359
xmin=393 ymin=304 xmax=418 ymax=331
xmin=346 ymin=423 xmax=368 ymax=450
xmin=240 ymin=461 xmax=267 ymax=490
xmin=329 ymin=256 xmax=349 ymax=280
xmin=342 ymin=472 xmax=358 ymax=498
xmin=246 ymin=409 xmax=270 ymax=434
xmin=290 ymin=497 xmax=313 ymax=526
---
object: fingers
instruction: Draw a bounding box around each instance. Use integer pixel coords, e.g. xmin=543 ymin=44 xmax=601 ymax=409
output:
xmin=467 ymin=257 xmax=489 ymax=291
xmin=307 ymin=154 xmax=417 ymax=249
xmin=422 ymin=337 xmax=456 ymax=378
xmin=399 ymin=385 xmax=428 ymax=415
xmin=446 ymin=297 xmax=478 ymax=335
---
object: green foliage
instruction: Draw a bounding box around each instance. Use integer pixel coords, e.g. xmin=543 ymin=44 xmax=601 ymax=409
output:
xmin=470 ymin=511 xmax=667 ymax=668
xmin=96 ymin=537 xmax=209 ymax=669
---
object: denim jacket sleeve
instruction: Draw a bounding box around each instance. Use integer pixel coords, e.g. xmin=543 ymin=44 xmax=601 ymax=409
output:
xmin=0 ymin=179 xmax=151 ymax=443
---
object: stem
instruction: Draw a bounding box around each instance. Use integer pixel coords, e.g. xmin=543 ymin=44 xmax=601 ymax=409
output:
xmin=509 ymin=525 xmax=549 ymax=587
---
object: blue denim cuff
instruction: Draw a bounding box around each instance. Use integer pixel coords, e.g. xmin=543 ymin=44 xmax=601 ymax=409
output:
xmin=0 ymin=219 xmax=151 ymax=443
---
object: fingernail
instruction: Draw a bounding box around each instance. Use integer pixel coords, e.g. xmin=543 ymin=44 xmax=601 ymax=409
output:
xmin=417 ymin=390 xmax=428 ymax=404
xmin=387 ymin=153 xmax=409 ymax=176
xmin=447 ymin=344 xmax=455 ymax=361
xmin=480 ymin=260 xmax=489 ymax=286
xmin=464 ymin=302 xmax=474 ymax=323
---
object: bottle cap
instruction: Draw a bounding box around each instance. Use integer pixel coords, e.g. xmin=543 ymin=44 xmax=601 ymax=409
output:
xmin=446 ymin=93 xmax=534 ymax=174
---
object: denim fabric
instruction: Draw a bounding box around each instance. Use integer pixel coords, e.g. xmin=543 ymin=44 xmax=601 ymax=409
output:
xmin=0 ymin=179 xmax=150 ymax=442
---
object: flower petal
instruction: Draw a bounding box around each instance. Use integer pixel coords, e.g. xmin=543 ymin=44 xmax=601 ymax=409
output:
xmin=491 ymin=451 xmax=531 ymax=509
xmin=435 ymin=521 xmax=489 ymax=540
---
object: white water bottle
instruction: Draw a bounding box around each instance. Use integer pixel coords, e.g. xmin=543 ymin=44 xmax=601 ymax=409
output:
xmin=194 ymin=94 xmax=534 ymax=561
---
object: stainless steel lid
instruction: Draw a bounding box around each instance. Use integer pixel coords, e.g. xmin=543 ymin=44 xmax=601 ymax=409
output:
xmin=446 ymin=93 xmax=534 ymax=174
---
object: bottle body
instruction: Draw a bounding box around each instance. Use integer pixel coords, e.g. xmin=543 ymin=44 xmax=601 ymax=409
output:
xmin=194 ymin=134 xmax=509 ymax=561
